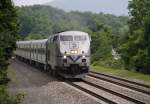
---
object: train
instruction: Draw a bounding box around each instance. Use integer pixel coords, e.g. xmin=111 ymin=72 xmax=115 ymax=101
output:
xmin=15 ymin=31 xmax=91 ymax=78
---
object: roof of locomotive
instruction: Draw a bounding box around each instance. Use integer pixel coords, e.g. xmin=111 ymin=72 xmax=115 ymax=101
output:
xmin=58 ymin=31 xmax=88 ymax=36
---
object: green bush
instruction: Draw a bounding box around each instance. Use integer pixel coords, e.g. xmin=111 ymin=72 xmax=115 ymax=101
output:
xmin=0 ymin=67 xmax=24 ymax=104
xmin=0 ymin=85 xmax=24 ymax=104
xmin=92 ymin=58 xmax=123 ymax=69
xmin=0 ymin=67 xmax=10 ymax=85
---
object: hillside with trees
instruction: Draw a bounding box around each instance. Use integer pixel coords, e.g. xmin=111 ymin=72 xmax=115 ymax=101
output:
xmin=17 ymin=5 xmax=128 ymax=40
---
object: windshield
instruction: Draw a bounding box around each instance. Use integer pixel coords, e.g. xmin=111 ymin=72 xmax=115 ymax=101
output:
xmin=60 ymin=35 xmax=73 ymax=41
xmin=74 ymin=35 xmax=87 ymax=41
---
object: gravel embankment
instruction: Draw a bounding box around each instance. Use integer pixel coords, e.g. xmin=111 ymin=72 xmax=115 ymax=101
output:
xmin=8 ymin=59 xmax=99 ymax=104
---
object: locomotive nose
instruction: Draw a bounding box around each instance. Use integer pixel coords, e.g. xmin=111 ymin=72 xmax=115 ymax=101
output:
xmin=62 ymin=54 xmax=87 ymax=66
xmin=68 ymin=55 xmax=82 ymax=62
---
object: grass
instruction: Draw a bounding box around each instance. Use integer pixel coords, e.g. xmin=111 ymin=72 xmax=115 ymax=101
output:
xmin=7 ymin=68 xmax=17 ymax=83
xmin=91 ymin=65 xmax=150 ymax=83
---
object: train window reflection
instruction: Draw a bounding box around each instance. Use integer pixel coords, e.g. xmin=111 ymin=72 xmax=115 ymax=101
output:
xmin=74 ymin=35 xmax=86 ymax=41
xmin=60 ymin=35 xmax=73 ymax=41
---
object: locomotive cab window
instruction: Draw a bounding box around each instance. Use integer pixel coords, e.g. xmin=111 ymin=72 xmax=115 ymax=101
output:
xmin=60 ymin=35 xmax=73 ymax=41
xmin=53 ymin=36 xmax=58 ymax=42
xmin=74 ymin=35 xmax=87 ymax=41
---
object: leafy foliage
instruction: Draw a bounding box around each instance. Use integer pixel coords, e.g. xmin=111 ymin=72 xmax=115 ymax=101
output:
xmin=120 ymin=0 xmax=150 ymax=73
xmin=0 ymin=0 xmax=22 ymax=104
xmin=0 ymin=0 xmax=19 ymax=69
xmin=0 ymin=85 xmax=24 ymax=104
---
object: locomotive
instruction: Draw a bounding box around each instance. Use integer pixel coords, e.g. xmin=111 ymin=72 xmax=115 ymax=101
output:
xmin=15 ymin=31 xmax=91 ymax=78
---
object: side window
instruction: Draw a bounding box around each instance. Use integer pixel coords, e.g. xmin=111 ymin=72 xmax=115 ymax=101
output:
xmin=23 ymin=45 xmax=24 ymax=51
xmin=53 ymin=36 xmax=58 ymax=43
xmin=48 ymin=49 xmax=50 ymax=60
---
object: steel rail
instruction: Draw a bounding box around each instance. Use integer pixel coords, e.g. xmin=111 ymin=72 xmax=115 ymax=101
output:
xmin=82 ymin=79 xmax=146 ymax=104
xmin=66 ymin=81 xmax=117 ymax=104
xmin=89 ymin=72 xmax=150 ymax=95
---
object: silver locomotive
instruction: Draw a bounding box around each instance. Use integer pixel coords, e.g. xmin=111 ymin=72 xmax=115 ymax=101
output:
xmin=15 ymin=31 xmax=91 ymax=78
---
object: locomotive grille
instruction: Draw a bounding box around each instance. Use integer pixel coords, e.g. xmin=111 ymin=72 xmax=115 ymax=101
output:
xmin=68 ymin=55 xmax=81 ymax=62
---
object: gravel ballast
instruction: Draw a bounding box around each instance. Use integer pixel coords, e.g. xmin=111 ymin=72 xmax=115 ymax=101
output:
xmin=8 ymin=59 xmax=99 ymax=104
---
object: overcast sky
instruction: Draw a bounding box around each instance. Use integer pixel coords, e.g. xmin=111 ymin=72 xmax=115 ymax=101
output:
xmin=13 ymin=0 xmax=129 ymax=16
xmin=13 ymin=0 xmax=54 ymax=6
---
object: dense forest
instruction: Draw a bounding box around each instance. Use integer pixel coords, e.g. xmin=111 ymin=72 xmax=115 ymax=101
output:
xmin=120 ymin=0 xmax=150 ymax=73
xmin=18 ymin=5 xmax=129 ymax=42
xmin=17 ymin=5 xmax=129 ymax=69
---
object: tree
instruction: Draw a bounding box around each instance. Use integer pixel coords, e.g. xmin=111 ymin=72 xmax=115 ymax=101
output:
xmin=120 ymin=0 xmax=150 ymax=73
xmin=0 ymin=0 xmax=22 ymax=103
xmin=0 ymin=0 xmax=18 ymax=81
xmin=90 ymin=23 xmax=113 ymax=64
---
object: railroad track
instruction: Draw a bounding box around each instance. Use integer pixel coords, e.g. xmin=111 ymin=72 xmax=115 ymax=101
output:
xmin=65 ymin=71 xmax=150 ymax=104
xmin=89 ymin=71 xmax=150 ymax=95
xmin=66 ymin=79 xmax=147 ymax=104
xmin=66 ymin=81 xmax=117 ymax=104
xmin=82 ymin=79 xmax=146 ymax=104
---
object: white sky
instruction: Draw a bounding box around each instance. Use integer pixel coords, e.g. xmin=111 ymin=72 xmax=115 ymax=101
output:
xmin=13 ymin=0 xmax=54 ymax=6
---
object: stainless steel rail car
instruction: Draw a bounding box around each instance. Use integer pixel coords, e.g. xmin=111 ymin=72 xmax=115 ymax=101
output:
xmin=15 ymin=31 xmax=91 ymax=78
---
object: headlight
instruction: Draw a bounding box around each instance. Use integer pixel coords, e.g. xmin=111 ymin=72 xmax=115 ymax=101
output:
xmin=71 ymin=50 xmax=74 ymax=54
xmin=74 ymin=50 xmax=78 ymax=54
xmin=63 ymin=55 xmax=67 ymax=59
xmin=71 ymin=50 xmax=78 ymax=54
xmin=82 ymin=55 xmax=85 ymax=58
